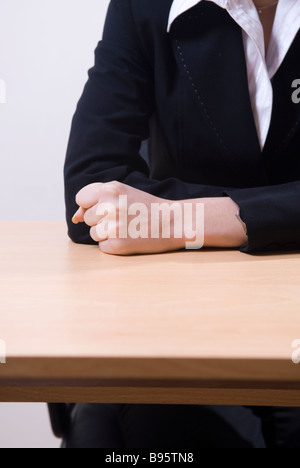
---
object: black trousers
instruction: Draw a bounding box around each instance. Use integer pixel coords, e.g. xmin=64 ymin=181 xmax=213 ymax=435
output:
xmin=62 ymin=404 xmax=300 ymax=448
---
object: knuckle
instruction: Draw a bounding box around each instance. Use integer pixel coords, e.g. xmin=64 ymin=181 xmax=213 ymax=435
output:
xmin=75 ymin=190 xmax=83 ymax=205
xmin=103 ymin=181 xmax=121 ymax=195
xmin=110 ymin=180 xmax=121 ymax=187
xmin=76 ymin=183 xmax=102 ymax=206
xmin=90 ymin=182 xmax=103 ymax=193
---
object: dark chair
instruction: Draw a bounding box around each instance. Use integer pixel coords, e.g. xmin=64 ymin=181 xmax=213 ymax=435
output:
xmin=48 ymin=404 xmax=74 ymax=438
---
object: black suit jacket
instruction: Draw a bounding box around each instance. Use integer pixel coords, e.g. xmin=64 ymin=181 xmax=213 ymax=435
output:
xmin=64 ymin=0 xmax=300 ymax=252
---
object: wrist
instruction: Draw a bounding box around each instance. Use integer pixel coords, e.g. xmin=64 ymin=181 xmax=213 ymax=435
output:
xmin=163 ymin=199 xmax=204 ymax=251
xmin=203 ymin=197 xmax=248 ymax=248
xmin=160 ymin=197 xmax=247 ymax=251
xmin=168 ymin=199 xmax=205 ymax=250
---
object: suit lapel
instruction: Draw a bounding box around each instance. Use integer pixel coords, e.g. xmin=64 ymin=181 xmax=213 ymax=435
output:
xmin=169 ymin=2 xmax=269 ymax=186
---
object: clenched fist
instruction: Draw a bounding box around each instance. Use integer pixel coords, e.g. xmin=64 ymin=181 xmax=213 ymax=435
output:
xmin=72 ymin=182 xmax=202 ymax=255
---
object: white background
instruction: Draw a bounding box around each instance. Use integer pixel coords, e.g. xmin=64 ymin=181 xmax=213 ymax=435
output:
xmin=0 ymin=0 xmax=110 ymax=448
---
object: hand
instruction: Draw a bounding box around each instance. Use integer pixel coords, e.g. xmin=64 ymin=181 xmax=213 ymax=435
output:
xmin=73 ymin=182 xmax=247 ymax=255
xmin=73 ymin=182 xmax=188 ymax=255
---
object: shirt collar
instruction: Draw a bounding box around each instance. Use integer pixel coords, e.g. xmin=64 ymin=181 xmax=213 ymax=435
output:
xmin=167 ymin=0 xmax=228 ymax=32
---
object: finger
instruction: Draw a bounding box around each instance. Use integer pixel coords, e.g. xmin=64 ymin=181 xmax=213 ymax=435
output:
xmin=90 ymin=224 xmax=109 ymax=243
xmin=99 ymin=240 xmax=114 ymax=254
xmin=72 ymin=207 xmax=86 ymax=224
xmin=83 ymin=204 xmax=101 ymax=227
xmin=84 ymin=202 xmax=117 ymax=227
xmin=99 ymin=239 xmax=130 ymax=256
xmin=76 ymin=183 xmax=104 ymax=210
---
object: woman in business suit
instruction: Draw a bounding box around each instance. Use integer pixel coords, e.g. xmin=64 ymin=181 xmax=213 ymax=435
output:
xmin=64 ymin=0 xmax=300 ymax=448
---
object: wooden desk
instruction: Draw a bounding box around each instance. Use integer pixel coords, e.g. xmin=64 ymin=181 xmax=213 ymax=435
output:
xmin=0 ymin=221 xmax=300 ymax=405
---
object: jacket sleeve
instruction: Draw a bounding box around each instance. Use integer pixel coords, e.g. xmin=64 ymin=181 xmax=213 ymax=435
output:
xmin=64 ymin=0 xmax=232 ymax=244
xmin=224 ymin=182 xmax=300 ymax=253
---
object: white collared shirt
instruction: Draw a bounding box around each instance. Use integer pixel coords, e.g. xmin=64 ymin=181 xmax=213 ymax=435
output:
xmin=167 ymin=0 xmax=300 ymax=149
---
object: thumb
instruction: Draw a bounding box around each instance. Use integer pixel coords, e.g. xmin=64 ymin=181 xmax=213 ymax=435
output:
xmin=72 ymin=206 xmax=86 ymax=224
